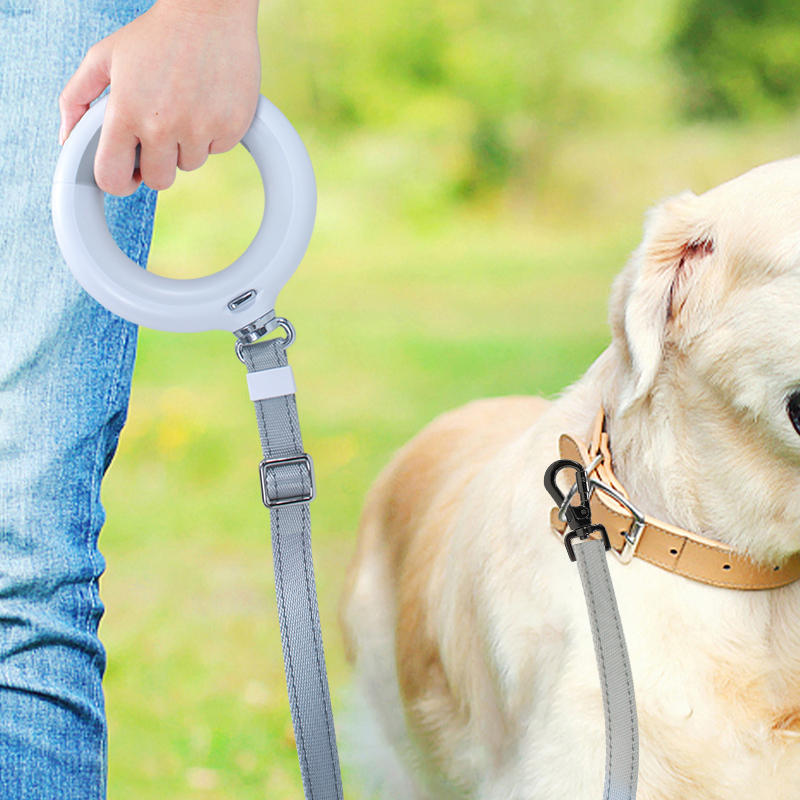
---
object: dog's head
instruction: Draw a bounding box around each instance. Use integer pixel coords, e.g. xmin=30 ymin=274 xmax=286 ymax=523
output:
xmin=607 ymin=157 xmax=800 ymax=559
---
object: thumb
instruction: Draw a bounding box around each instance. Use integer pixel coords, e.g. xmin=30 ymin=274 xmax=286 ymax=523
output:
xmin=58 ymin=41 xmax=112 ymax=145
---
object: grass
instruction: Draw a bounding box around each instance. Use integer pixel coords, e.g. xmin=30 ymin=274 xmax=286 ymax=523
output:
xmin=98 ymin=114 xmax=800 ymax=798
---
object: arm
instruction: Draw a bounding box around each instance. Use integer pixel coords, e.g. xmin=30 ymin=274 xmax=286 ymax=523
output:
xmin=58 ymin=0 xmax=261 ymax=196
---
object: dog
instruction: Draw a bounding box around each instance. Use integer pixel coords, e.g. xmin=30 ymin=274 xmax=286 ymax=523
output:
xmin=339 ymin=157 xmax=800 ymax=799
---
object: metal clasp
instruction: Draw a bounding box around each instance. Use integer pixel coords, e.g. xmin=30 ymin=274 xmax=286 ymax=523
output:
xmin=259 ymin=454 xmax=316 ymax=508
xmin=557 ymin=453 xmax=603 ymax=523
xmin=236 ymin=317 xmax=296 ymax=363
xmin=555 ymin=452 xmax=645 ymax=565
xmin=544 ymin=459 xmax=611 ymax=563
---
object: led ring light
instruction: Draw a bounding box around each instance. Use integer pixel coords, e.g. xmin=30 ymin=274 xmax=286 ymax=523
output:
xmin=52 ymin=94 xmax=316 ymax=337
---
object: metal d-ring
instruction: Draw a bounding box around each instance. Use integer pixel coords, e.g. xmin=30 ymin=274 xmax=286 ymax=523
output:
xmin=235 ymin=317 xmax=296 ymax=364
xmin=275 ymin=317 xmax=296 ymax=348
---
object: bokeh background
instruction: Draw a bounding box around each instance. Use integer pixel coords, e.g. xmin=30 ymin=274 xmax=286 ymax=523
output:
xmin=99 ymin=0 xmax=800 ymax=797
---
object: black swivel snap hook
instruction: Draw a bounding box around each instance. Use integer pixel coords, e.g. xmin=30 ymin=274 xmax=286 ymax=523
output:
xmin=544 ymin=459 xmax=611 ymax=562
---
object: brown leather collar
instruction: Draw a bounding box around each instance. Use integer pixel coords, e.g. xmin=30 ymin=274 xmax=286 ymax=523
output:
xmin=550 ymin=409 xmax=800 ymax=590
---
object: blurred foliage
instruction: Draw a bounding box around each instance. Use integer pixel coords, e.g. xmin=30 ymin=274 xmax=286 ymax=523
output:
xmin=258 ymin=0 xmax=681 ymax=200
xmin=672 ymin=0 xmax=800 ymax=120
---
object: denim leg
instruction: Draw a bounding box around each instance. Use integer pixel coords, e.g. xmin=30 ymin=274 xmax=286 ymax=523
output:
xmin=0 ymin=1 xmax=156 ymax=797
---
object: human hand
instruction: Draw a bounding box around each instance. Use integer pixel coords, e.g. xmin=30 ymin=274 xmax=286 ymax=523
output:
xmin=58 ymin=0 xmax=261 ymax=196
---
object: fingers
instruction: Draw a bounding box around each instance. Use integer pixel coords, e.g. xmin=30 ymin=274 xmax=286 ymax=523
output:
xmin=93 ymin=105 xmax=141 ymax=196
xmin=77 ymin=101 xmax=250 ymax=194
xmin=177 ymin=141 xmax=209 ymax=173
xmin=59 ymin=4 xmax=261 ymax=196
xmin=208 ymin=105 xmax=258 ymax=156
xmin=58 ymin=41 xmax=111 ymax=145
xmin=137 ymin=133 xmax=179 ymax=191
xmin=94 ymin=109 xmax=220 ymax=193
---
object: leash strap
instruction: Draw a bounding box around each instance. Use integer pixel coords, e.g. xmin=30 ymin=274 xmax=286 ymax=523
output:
xmin=238 ymin=324 xmax=344 ymax=800
xmin=237 ymin=328 xmax=636 ymax=800
xmin=544 ymin=459 xmax=638 ymax=799
xmin=572 ymin=537 xmax=639 ymax=800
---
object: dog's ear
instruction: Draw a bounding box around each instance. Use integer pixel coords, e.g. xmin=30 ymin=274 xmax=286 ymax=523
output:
xmin=609 ymin=191 xmax=715 ymax=411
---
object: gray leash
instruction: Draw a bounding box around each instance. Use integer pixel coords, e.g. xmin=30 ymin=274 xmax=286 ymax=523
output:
xmin=236 ymin=318 xmax=343 ymax=800
xmin=234 ymin=320 xmax=637 ymax=800
xmin=573 ymin=538 xmax=639 ymax=800
xmin=545 ymin=460 xmax=639 ymax=800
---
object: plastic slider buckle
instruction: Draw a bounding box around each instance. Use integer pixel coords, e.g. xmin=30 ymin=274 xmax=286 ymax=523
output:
xmin=259 ymin=454 xmax=316 ymax=508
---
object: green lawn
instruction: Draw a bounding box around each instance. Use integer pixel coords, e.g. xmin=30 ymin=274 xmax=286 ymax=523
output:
xmin=98 ymin=117 xmax=800 ymax=798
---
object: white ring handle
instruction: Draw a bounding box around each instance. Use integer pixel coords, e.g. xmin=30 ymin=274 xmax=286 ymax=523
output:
xmin=51 ymin=94 xmax=316 ymax=334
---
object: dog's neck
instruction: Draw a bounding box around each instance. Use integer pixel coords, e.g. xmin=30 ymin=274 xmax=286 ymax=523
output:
xmin=588 ymin=345 xmax=800 ymax=566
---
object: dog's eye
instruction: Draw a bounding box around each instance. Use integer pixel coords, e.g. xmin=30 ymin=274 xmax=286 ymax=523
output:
xmin=788 ymin=392 xmax=800 ymax=436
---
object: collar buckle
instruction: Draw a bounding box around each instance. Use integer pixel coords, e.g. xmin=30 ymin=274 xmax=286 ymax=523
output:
xmin=588 ymin=478 xmax=646 ymax=564
xmin=556 ymin=452 xmax=646 ymax=565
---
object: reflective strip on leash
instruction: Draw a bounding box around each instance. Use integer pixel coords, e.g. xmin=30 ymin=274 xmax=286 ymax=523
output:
xmin=238 ymin=324 xmax=344 ymax=800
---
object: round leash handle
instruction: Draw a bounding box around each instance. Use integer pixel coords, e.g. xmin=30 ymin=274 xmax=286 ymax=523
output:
xmin=52 ymin=94 xmax=316 ymax=335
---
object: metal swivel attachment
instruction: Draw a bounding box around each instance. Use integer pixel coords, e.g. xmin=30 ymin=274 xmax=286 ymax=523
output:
xmin=544 ymin=459 xmax=611 ymax=562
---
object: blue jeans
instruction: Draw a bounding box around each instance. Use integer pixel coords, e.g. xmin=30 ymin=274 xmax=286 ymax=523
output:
xmin=0 ymin=1 xmax=157 ymax=796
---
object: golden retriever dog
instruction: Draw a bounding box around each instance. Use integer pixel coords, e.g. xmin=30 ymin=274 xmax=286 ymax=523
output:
xmin=339 ymin=157 xmax=800 ymax=799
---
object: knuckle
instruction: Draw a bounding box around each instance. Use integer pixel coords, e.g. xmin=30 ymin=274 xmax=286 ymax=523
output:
xmin=208 ymin=140 xmax=226 ymax=156
xmin=178 ymin=154 xmax=207 ymax=173
xmin=140 ymin=120 xmax=170 ymax=143
xmin=209 ymin=135 xmax=238 ymax=155
xmin=96 ymin=175 xmax=134 ymax=197
xmin=139 ymin=110 xmax=180 ymax=143
xmin=230 ymin=113 xmax=254 ymax=140
xmin=81 ymin=42 xmax=105 ymax=71
xmin=142 ymin=171 xmax=175 ymax=192
xmin=207 ymin=112 xmax=253 ymax=155
xmin=185 ymin=119 xmax=212 ymax=142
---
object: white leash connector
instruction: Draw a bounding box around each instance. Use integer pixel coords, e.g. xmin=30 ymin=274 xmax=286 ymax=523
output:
xmin=52 ymin=94 xmax=344 ymax=800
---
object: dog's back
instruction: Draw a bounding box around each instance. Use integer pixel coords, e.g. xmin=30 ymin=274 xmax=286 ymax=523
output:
xmin=339 ymin=396 xmax=549 ymax=797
